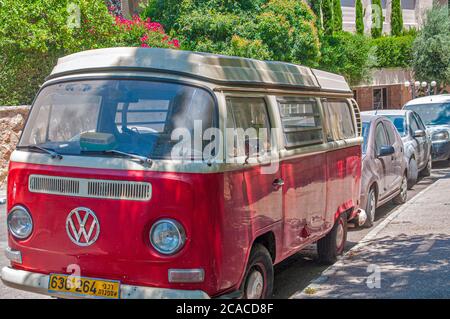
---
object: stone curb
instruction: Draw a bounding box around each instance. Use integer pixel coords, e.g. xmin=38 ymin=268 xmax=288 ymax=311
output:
xmin=294 ymin=180 xmax=442 ymax=298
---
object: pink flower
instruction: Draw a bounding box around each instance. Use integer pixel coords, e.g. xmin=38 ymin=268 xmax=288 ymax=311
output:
xmin=141 ymin=43 xmax=150 ymax=48
xmin=140 ymin=35 xmax=149 ymax=43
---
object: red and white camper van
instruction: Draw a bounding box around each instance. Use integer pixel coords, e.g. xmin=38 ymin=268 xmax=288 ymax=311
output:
xmin=1 ymin=48 xmax=363 ymax=299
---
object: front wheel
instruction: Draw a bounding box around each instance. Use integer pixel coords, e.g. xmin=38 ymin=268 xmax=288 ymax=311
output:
xmin=363 ymin=187 xmax=377 ymax=228
xmin=240 ymin=244 xmax=274 ymax=299
xmin=317 ymin=213 xmax=347 ymax=265
xmin=393 ymin=174 xmax=408 ymax=205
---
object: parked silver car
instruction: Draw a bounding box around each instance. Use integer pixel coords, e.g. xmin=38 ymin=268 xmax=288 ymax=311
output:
xmin=363 ymin=110 xmax=432 ymax=189
xmin=404 ymin=95 xmax=450 ymax=162
xmin=360 ymin=114 xmax=408 ymax=228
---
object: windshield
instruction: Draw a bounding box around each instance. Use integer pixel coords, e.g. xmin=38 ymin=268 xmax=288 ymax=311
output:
xmin=362 ymin=121 xmax=370 ymax=154
xmin=19 ymin=80 xmax=216 ymax=159
xmin=383 ymin=115 xmax=407 ymax=137
xmin=404 ymin=103 xmax=450 ymax=126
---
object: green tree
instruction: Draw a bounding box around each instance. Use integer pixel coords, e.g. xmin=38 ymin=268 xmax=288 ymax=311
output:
xmin=371 ymin=0 xmax=384 ymax=38
xmin=355 ymin=0 xmax=365 ymax=35
xmin=333 ymin=0 xmax=343 ymax=32
xmin=391 ymin=0 xmax=403 ymax=36
xmin=319 ymin=31 xmax=373 ymax=85
xmin=310 ymin=0 xmax=322 ymax=29
xmin=412 ymin=6 xmax=450 ymax=90
xmin=322 ymin=0 xmax=334 ymax=35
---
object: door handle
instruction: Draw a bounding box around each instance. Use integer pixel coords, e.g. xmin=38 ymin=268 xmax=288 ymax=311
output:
xmin=272 ymin=178 xmax=285 ymax=188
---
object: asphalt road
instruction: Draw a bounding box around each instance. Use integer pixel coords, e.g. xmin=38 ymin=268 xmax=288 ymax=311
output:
xmin=0 ymin=161 xmax=449 ymax=299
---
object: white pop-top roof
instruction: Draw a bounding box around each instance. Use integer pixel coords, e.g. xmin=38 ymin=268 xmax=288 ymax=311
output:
xmin=48 ymin=47 xmax=352 ymax=93
xmin=404 ymin=94 xmax=450 ymax=106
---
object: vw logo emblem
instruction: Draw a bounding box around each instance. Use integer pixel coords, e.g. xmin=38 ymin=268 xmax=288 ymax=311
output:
xmin=66 ymin=207 xmax=100 ymax=247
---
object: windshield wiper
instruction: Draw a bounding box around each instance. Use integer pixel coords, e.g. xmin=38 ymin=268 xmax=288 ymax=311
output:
xmin=18 ymin=145 xmax=63 ymax=160
xmin=81 ymin=149 xmax=153 ymax=167
xmin=105 ymin=150 xmax=153 ymax=167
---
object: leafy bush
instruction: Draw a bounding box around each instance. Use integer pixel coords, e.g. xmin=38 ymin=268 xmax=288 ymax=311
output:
xmin=0 ymin=0 xmax=178 ymax=105
xmin=371 ymin=35 xmax=415 ymax=68
xmin=319 ymin=32 xmax=373 ymax=85
xmin=146 ymin=0 xmax=321 ymax=66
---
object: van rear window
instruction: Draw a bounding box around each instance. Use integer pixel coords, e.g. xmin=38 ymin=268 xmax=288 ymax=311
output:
xmin=277 ymin=98 xmax=323 ymax=148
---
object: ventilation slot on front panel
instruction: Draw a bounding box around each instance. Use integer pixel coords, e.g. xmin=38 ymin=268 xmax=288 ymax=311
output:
xmin=28 ymin=175 xmax=151 ymax=201
xmin=29 ymin=175 xmax=80 ymax=196
xmin=87 ymin=180 xmax=151 ymax=201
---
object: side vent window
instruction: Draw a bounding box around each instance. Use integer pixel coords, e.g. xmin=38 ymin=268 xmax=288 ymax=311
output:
xmin=277 ymin=97 xmax=323 ymax=148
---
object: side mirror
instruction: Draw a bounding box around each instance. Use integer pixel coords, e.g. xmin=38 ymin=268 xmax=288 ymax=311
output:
xmin=413 ymin=130 xmax=426 ymax=138
xmin=378 ymin=145 xmax=395 ymax=157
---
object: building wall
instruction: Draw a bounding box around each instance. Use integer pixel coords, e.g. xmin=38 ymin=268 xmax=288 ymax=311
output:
xmin=341 ymin=0 xmax=434 ymax=34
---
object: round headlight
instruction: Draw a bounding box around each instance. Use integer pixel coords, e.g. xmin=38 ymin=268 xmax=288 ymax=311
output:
xmin=8 ymin=206 xmax=33 ymax=239
xmin=150 ymin=219 xmax=186 ymax=255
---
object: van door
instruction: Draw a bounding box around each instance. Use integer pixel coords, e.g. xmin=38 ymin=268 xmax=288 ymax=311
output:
xmin=374 ymin=121 xmax=392 ymax=199
xmin=225 ymin=97 xmax=283 ymax=233
xmin=277 ymin=97 xmax=327 ymax=252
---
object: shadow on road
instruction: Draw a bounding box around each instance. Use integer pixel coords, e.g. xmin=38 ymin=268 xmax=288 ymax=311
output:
xmin=311 ymin=233 xmax=450 ymax=298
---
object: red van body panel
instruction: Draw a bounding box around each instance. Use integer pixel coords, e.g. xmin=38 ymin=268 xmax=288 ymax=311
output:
xmin=6 ymin=144 xmax=361 ymax=297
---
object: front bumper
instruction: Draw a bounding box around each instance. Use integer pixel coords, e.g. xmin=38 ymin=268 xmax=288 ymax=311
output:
xmin=431 ymin=141 xmax=450 ymax=161
xmin=0 ymin=267 xmax=210 ymax=299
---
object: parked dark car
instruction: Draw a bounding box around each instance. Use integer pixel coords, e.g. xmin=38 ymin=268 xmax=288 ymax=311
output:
xmin=403 ymin=95 xmax=450 ymax=162
xmin=360 ymin=114 xmax=408 ymax=227
xmin=363 ymin=110 xmax=432 ymax=188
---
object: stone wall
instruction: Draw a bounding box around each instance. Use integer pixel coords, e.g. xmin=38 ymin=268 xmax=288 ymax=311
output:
xmin=0 ymin=106 xmax=30 ymax=188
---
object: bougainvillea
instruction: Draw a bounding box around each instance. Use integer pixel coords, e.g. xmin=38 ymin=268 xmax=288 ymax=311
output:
xmin=113 ymin=15 xmax=180 ymax=48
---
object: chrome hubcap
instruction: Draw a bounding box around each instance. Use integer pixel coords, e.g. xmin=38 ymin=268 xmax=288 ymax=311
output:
xmin=336 ymin=221 xmax=344 ymax=250
xmin=246 ymin=270 xmax=264 ymax=299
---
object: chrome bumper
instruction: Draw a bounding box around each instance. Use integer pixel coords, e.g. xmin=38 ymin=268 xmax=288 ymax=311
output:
xmin=0 ymin=267 xmax=210 ymax=299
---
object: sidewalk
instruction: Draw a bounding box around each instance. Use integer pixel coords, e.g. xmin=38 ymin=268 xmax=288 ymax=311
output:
xmin=294 ymin=177 xmax=450 ymax=299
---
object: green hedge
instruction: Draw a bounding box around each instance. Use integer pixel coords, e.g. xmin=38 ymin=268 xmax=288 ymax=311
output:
xmin=371 ymin=35 xmax=415 ymax=68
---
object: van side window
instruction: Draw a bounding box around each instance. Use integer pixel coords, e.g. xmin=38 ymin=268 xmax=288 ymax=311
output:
xmin=277 ymin=98 xmax=323 ymax=148
xmin=322 ymin=100 xmax=356 ymax=141
xmin=226 ymin=97 xmax=271 ymax=157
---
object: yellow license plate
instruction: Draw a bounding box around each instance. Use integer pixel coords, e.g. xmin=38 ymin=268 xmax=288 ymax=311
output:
xmin=48 ymin=274 xmax=120 ymax=299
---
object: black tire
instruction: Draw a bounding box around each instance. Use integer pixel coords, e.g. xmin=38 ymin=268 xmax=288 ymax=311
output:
xmin=407 ymin=158 xmax=418 ymax=189
xmin=363 ymin=187 xmax=377 ymax=228
xmin=240 ymin=244 xmax=274 ymax=299
xmin=317 ymin=213 xmax=347 ymax=265
xmin=420 ymin=154 xmax=432 ymax=177
xmin=393 ymin=174 xmax=408 ymax=205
